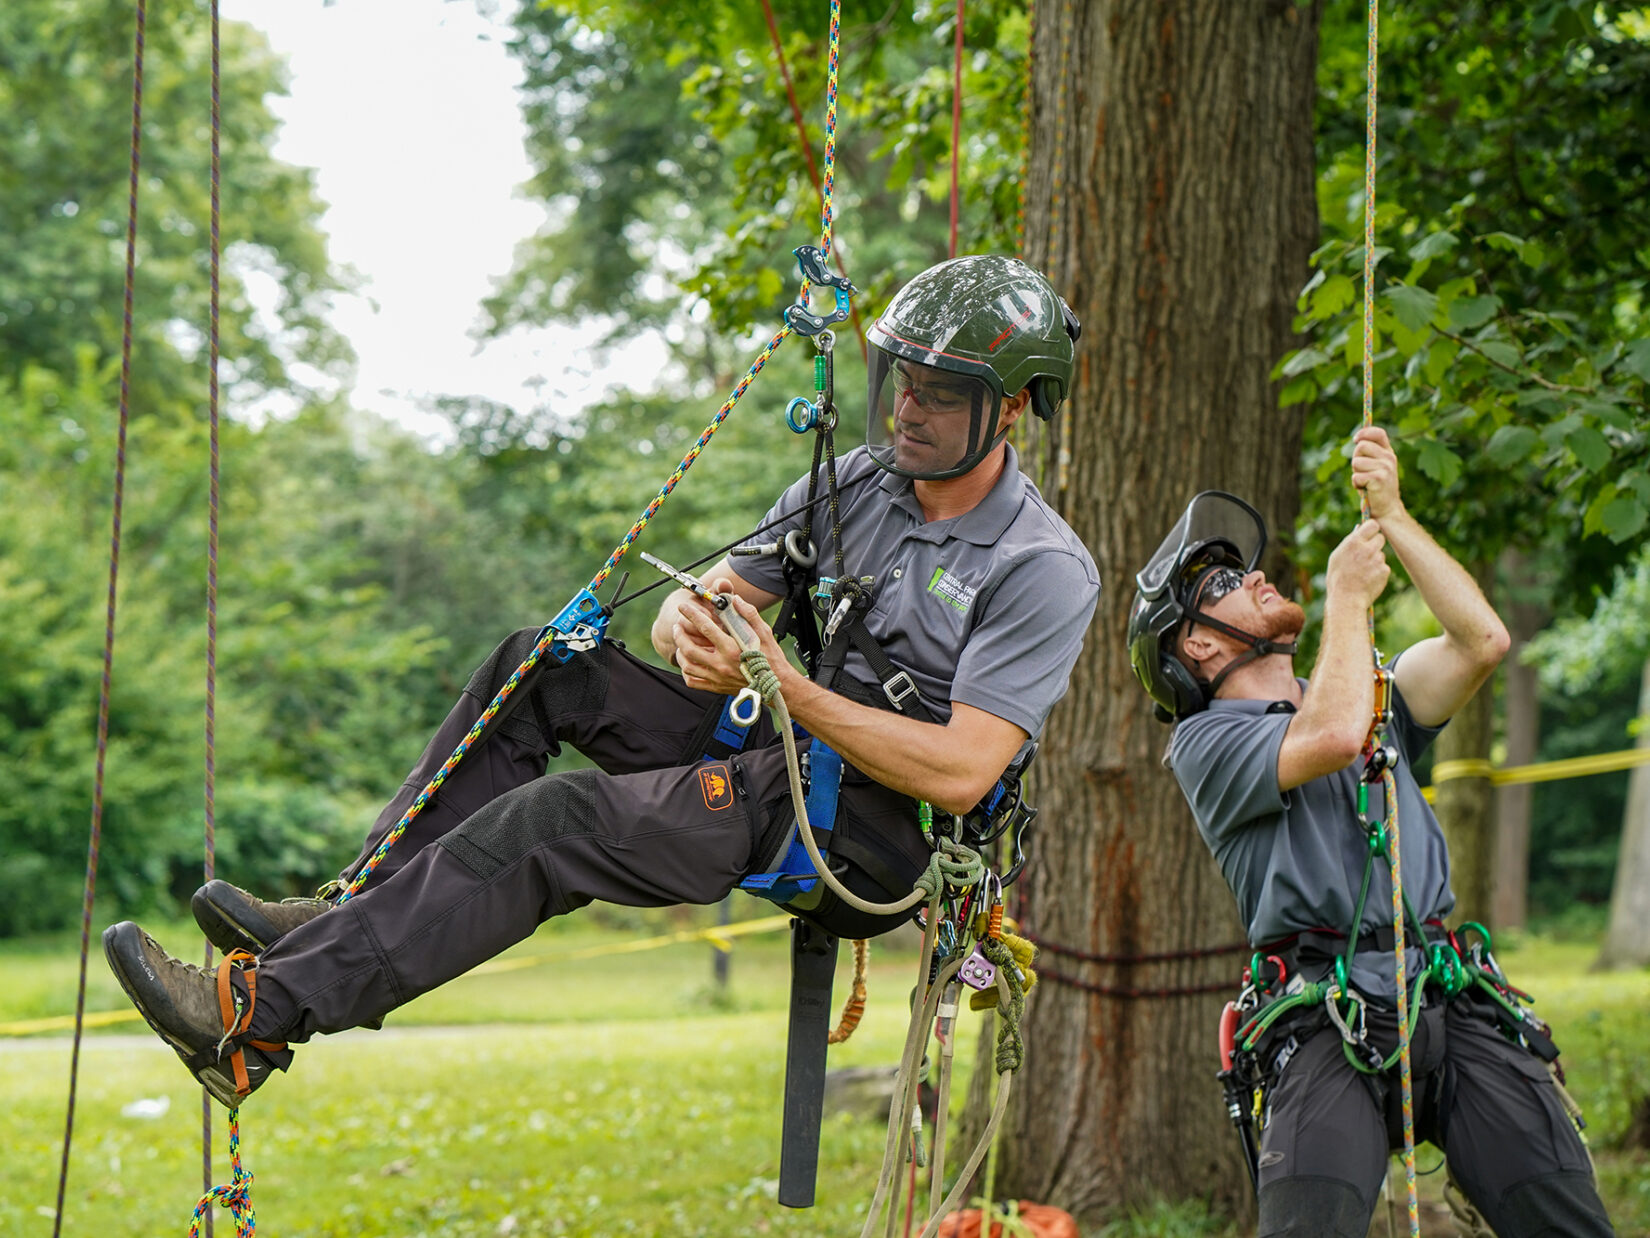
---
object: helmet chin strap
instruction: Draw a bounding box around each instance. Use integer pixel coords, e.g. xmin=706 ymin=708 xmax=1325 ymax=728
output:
xmin=1187 ymin=608 xmax=1298 ymax=699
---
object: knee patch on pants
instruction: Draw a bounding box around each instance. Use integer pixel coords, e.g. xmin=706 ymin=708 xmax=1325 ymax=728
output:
xmin=438 ymin=768 xmax=599 ymax=879
xmin=1258 ymin=1176 xmax=1371 ymax=1238
xmin=1489 ymin=1171 xmax=1613 ymax=1238
xmin=464 ymin=630 xmax=610 ymax=749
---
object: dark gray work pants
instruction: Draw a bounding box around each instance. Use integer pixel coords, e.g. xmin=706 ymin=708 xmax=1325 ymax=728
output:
xmin=245 ymin=629 xmax=928 ymax=1044
xmin=1255 ymin=992 xmax=1614 ymax=1238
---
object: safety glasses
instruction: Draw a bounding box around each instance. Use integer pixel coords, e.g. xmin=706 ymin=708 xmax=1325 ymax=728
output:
xmin=1186 ymin=564 xmax=1245 ymax=611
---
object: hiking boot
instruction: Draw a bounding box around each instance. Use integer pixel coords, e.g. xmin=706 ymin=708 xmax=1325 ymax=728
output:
xmin=102 ymin=921 xmax=287 ymax=1108
xmin=192 ymin=879 xmax=332 ymax=956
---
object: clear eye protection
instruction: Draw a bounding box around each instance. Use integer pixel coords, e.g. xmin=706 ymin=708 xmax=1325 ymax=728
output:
xmin=866 ymin=352 xmax=1001 ymax=481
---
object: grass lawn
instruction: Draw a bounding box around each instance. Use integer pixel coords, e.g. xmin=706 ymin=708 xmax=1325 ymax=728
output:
xmin=2 ymin=908 xmax=1646 ymax=1236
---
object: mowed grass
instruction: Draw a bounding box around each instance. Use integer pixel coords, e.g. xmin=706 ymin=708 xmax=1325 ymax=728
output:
xmin=2 ymin=909 xmax=1647 ymax=1236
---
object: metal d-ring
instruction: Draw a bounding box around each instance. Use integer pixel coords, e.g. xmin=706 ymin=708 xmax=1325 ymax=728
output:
xmin=729 ymin=687 xmax=763 ymax=728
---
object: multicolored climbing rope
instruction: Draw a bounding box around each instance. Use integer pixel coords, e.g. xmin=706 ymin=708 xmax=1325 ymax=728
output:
xmin=1361 ymin=0 xmax=1418 ymax=1230
xmin=343 ymin=0 xmax=848 ymax=900
xmin=189 ymin=1110 xmax=256 ymax=1238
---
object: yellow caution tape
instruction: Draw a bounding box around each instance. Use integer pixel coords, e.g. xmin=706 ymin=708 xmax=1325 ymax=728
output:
xmin=0 ymin=914 xmax=797 ymax=1038
xmin=1423 ymin=745 xmax=1650 ymax=802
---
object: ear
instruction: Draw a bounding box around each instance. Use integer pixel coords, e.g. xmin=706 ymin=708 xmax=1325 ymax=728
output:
xmin=999 ymin=388 xmax=1033 ymax=431
xmin=1180 ymin=628 xmax=1221 ymax=667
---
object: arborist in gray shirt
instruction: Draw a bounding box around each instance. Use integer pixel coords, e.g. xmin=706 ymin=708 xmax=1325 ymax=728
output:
xmin=1126 ymin=427 xmax=1612 ymax=1238
xmin=101 ymin=254 xmax=1100 ymax=1168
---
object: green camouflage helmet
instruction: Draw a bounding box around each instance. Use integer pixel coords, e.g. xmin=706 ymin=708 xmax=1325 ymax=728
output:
xmin=864 ymin=256 xmax=1081 ymax=480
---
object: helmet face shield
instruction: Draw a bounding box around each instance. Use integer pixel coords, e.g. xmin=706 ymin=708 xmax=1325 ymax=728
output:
xmin=1135 ymin=491 xmax=1269 ymax=605
xmin=867 ymin=349 xmax=1003 ymax=481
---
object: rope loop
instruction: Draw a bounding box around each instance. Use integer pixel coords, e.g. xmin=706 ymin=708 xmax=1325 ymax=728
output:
xmin=981 ymin=934 xmax=1026 ymax=1073
xmin=739 ymin=648 xmax=783 ymax=702
xmin=188 ymin=1110 xmax=256 ymax=1237
xmin=914 ymin=838 xmax=986 ymax=899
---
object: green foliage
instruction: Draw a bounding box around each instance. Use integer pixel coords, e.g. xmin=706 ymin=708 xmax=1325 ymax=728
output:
xmin=0 ymin=0 xmax=347 ymax=410
xmin=1525 ymin=547 xmax=1650 ymax=696
xmin=486 ymin=0 xmax=1025 ymax=352
xmin=1294 ymin=3 xmax=1650 ymax=613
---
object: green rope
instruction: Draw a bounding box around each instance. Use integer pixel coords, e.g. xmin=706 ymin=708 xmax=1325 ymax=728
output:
xmin=980 ymin=934 xmax=1026 ymax=1073
xmin=739 ymin=647 xmax=783 ymax=701
xmin=914 ymin=838 xmax=986 ymax=900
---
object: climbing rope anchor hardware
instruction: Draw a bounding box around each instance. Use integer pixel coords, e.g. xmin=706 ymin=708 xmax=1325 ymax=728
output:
xmin=782 ymin=244 xmax=857 ymax=336
xmin=640 ymin=552 xmax=766 ymax=727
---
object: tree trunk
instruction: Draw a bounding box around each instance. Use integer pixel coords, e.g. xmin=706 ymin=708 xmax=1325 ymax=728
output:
xmin=1491 ymin=549 xmax=1546 ymax=932
xmin=1433 ymin=558 xmax=1496 ymax=929
xmin=988 ymin=2 xmax=1321 ymax=1225
xmin=1593 ymin=658 xmax=1650 ymax=971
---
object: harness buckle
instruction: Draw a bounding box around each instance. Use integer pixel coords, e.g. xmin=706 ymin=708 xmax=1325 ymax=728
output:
xmin=882 ymin=670 xmax=919 ymax=711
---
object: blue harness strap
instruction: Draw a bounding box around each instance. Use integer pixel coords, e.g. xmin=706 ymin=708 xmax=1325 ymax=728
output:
xmin=740 ymin=735 xmax=843 ymax=904
xmin=704 ymin=693 xmax=754 ymax=760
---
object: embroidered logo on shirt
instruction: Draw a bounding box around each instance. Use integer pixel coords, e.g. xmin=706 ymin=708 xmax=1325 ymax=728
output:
xmin=926 ymin=565 xmax=977 ymax=613
xmin=699 ymin=763 xmax=734 ymax=811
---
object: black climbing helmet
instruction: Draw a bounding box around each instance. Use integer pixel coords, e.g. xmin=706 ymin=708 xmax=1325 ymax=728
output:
xmin=1126 ymin=491 xmax=1274 ymax=722
xmin=864 ymin=255 xmax=1081 ymax=481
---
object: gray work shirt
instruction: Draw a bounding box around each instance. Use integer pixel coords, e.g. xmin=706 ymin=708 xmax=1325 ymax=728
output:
xmin=1166 ymin=672 xmax=1454 ymax=998
xmin=733 ymin=445 xmax=1099 ymax=740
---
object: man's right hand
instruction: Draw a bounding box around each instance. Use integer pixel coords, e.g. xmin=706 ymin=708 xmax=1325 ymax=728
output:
xmin=1326 ymin=520 xmax=1390 ymax=610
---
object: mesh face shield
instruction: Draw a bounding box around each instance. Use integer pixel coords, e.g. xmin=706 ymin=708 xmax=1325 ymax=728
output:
xmin=1134 ymin=491 xmax=1269 ymax=607
xmin=866 ymin=349 xmax=1004 ymax=481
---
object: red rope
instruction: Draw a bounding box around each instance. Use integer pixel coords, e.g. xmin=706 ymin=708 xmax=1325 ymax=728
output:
xmin=52 ymin=7 xmax=146 ymax=1236
xmin=202 ymin=1 xmax=224 ymax=1225
xmin=1040 ymin=967 xmax=1237 ymax=1000
xmin=949 ymin=0 xmax=964 ymax=258
xmin=760 ymin=0 xmax=820 ymax=191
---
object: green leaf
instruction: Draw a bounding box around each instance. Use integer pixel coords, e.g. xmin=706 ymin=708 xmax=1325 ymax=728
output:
xmin=1565 ymin=424 xmax=1612 ymax=473
xmin=1576 ymin=398 xmax=1632 ymax=431
xmin=1600 ymin=497 xmax=1647 ymax=543
xmin=1415 ymin=438 xmax=1463 ymax=488
xmin=1384 ymin=284 xmax=1439 ymax=332
xmin=1279 ymin=376 xmax=1317 ymax=407
xmin=1279 ymin=347 xmax=1331 ymax=380
xmin=1408 ymin=230 xmax=1459 ymax=262
xmin=1483 ymin=231 xmax=1543 ymax=266
xmin=1618 ymin=338 xmax=1650 ymax=384
xmin=1476 ymin=340 xmax=1521 ymax=370
xmin=1484 ymin=424 xmax=1539 ymax=467
xmin=1310 ymin=274 xmax=1356 ymax=320
xmin=1423 ymin=338 xmax=1459 ymax=386
xmin=1448 ymin=296 xmax=1501 ymax=330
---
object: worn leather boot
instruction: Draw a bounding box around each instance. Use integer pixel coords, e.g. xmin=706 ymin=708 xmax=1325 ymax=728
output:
xmin=102 ymin=922 xmax=287 ymax=1108
xmin=191 ymin=879 xmax=331 ymax=956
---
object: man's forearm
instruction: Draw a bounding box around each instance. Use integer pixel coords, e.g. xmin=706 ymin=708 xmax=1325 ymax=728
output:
xmin=774 ymin=669 xmax=1011 ymax=814
xmin=1379 ymin=509 xmax=1506 ymax=651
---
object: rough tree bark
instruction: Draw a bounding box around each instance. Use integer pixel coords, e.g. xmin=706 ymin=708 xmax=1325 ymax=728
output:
xmin=1594 ymin=658 xmax=1650 ymax=971
xmin=1491 ymin=549 xmax=1546 ymax=932
xmin=983 ymin=1 xmax=1322 ymax=1225
xmin=1433 ymin=558 xmax=1497 ymax=929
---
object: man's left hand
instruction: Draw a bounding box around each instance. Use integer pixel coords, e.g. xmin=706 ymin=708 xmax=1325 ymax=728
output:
xmin=1350 ymin=425 xmax=1404 ymax=522
xmin=672 ymin=582 xmax=791 ymax=697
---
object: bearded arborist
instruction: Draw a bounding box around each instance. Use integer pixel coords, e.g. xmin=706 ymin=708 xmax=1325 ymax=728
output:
xmin=1125 ymin=427 xmax=1614 ymax=1238
xmin=103 ymin=256 xmax=1099 ymax=1118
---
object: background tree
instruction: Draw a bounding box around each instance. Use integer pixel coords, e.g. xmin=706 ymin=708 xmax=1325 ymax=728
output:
xmin=1525 ymin=549 xmax=1650 ymax=969
xmin=995 ymin=1 xmax=1323 ymax=1222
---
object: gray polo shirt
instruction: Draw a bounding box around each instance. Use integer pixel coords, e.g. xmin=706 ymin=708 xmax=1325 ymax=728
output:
xmin=733 ymin=445 xmax=1099 ymax=740
xmin=1166 ymin=671 xmax=1454 ymax=998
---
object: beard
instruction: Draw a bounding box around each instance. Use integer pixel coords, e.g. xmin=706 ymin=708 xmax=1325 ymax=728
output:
xmin=1255 ymin=598 xmax=1307 ymax=644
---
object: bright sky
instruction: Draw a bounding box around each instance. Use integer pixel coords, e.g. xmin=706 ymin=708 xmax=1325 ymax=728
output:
xmin=222 ymin=0 xmax=665 ymax=439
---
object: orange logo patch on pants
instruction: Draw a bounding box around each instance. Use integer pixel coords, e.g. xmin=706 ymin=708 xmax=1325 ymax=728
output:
xmin=699 ymin=763 xmax=734 ymax=811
